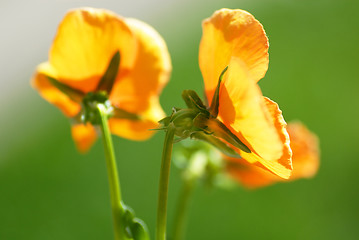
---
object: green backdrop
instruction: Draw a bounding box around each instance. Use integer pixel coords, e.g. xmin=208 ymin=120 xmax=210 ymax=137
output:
xmin=1 ymin=0 xmax=358 ymax=239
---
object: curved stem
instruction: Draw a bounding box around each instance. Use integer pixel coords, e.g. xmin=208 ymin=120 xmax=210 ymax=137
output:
xmin=172 ymin=178 xmax=195 ymax=240
xmin=156 ymin=123 xmax=176 ymax=240
xmin=97 ymin=103 xmax=124 ymax=240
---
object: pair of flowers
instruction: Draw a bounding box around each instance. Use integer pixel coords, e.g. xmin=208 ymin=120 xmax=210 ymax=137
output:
xmin=32 ymin=8 xmax=318 ymax=187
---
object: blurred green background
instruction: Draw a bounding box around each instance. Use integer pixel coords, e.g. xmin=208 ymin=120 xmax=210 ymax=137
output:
xmin=1 ymin=0 xmax=358 ymax=239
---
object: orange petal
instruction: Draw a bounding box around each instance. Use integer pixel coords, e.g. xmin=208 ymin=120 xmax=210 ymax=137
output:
xmin=226 ymin=157 xmax=281 ymax=188
xmin=31 ymin=65 xmax=81 ymax=117
xmin=226 ymin=122 xmax=319 ymax=187
xmin=47 ymin=8 xmax=137 ymax=92
xmin=236 ymin=97 xmax=293 ymax=179
xmin=199 ymin=8 xmax=269 ymax=103
xmin=109 ymin=96 xmax=165 ymax=140
xmin=110 ymin=18 xmax=171 ymax=114
xmin=218 ymin=57 xmax=284 ymax=160
xmin=287 ymin=122 xmax=320 ymax=179
xmin=71 ymin=123 xmax=98 ymax=153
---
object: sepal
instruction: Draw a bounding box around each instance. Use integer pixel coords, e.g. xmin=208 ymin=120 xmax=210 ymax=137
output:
xmin=191 ymin=132 xmax=240 ymax=158
xmin=113 ymin=107 xmax=141 ymax=120
xmin=47 ymin=76 xmax=85 ymax=102
xmin=182 ymin=90 xmax=207 ymax=112
xmin=161 ymin=82 xmax=251 ymax=155
xmin=96 ymin=51 xmax=121 ymax=93
xmin=208 ymin=66 xmax=228 ymax=117
xmin=206 ymin=118 xmax=251 ymax=153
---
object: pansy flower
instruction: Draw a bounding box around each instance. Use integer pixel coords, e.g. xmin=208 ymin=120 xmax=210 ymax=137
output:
xmin=226 ymin=122 xmax=320 ymax=188
xmin=197 ymin=9 xmax=292 ymax=178
xmin=32 ymin=8 xmax=171 ymax=152
xmin=160 ymin=9 xmax=292 ymax=179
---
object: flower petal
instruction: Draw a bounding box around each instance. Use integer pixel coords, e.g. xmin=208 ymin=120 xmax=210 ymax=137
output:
xmin=71 ymin=123 xmax=97 ymax=153
xmin=226 ymin=157 xmax=280 ymax=188
xmin=109 ymin=97 xmax=165 ymax=140
xmin=108 ymin=18 xmax=170 ymax=139
xmin=236 ymin=97 xmax=293 ymax=179
xmin=48 ymin=8 xmax=137 ymax=92
xmin=110 ymin=18 xmax=171 ymax=114
xmin=218 ymin=58 xmax=282 ymax=159
xmin=31 ymin=63 xmax=81 ymax=117
xmin=287 ymin=122 xmax=320 ymax=179
xmin=214 ymin=58 xmax=291 ymax=178
xmin=226 ymin=122 xmax=318 ymax=187
xmin=199 ymin=8 xmax=269 ymax=103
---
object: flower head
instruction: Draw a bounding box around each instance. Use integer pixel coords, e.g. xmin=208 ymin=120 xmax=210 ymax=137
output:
xmin=226 ymin=122 xmax=320 ymax=188
xmin=32 ymin=8 xmax=171 ymax=152
xmin=198 ymin=9 xmax=292 ymax=179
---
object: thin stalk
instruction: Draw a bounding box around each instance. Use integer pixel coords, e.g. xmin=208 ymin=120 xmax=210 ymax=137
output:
xmin=156 ymin=123 xmax=176 ymax=240
xmin=172 ymin=178 xmax=195 ymax=240
xmin=97 ymin=103 xmax=124 ymax=240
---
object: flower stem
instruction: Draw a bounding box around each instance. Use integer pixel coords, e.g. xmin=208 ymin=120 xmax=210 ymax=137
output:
xmin=97 ymin=103 xmax=124 ymax=240
xmin=172 ymin=178 xmax=195 ymax=240
xmin=156 ymin=123 xmax=176 ymax=240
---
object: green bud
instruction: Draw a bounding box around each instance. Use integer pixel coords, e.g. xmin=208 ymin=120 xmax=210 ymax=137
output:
xmin=121 ymin=204 xmax=150 ymax=240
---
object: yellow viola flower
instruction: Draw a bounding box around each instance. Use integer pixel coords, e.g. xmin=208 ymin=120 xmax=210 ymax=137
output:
xmin=199 ymin=8 xmax=292 ymax=178
xmin=32 ymin=8 xmax=171 ymax=152
xmin=226 ymin=122 xmax=320 ymax=188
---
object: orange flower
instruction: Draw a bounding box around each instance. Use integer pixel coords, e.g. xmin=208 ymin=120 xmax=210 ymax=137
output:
xmin=226 ymin=122 xmax=320 ymax=188
xmin=199 ymin=9 xmax=292 ymax=178
xmin=31 ymin=8 xmax=171 ymax=152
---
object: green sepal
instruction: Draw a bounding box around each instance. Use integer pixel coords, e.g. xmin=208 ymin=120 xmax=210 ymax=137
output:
xmin=47 ymin=76 xmax=85 ymax=102
xmin=170 ymin=109 xmax=198 ymax=125
xmin=170 ymin=109 xmax=201 ymax=140
xmin=182 ymin=90 xmax=207 ymax=112
xmin=191 ymin=132 xmax=241 ymax=158
xmin=209 ymin=66 xmax=228 ymax=117
xmin=113 ymin=107 xmax=141 ymax=120
xmin=192 ymin=112 xmax=210 ymax=131
xmin=206 ymin=118 xmax=251 ymax=153
xmin=122 ymin=204 xmax=150 ymax=240
xmin=159 ymin=116 xmax=170 ymax=125
xmin=96 ymin=51 xmax=121 ymax=93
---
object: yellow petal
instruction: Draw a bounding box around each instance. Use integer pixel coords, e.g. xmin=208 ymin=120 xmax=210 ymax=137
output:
xmin=199 ymin=8 xmax=269 ymax=103
xmin=237 ymin=97 xmax=293 ymax=179
xmin=109 ymin=97 xmax=165 ymax=140
xmin=71 ymin=123 xmax=98 ymax=153
xmin=218 ymin=57 xmax=283 ymax=162
xmin=226 ymin=157 xmax=280 ymax=188
xmin=108 ymin=18 xmax=171 ymax=140
xmin=226 ymin=121 xmax=318 ymax=187
xmin=31 ymin=64 xmax=81 ymax=117
xmin=110 ymin=18 xmax=171 ymax=114
xmin=287 ymin=122 xmax=320 ymax=179
xmin=48 ymin=8 xmax=137 ymax=92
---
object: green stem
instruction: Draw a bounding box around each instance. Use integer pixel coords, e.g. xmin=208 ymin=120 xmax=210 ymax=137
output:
xmin=172 ymin=178 xmax=195 ymax=240
xmin=97 ymin=103 xmax=124 ymax=240
xmin=156 ymin=123 xmax=176 ymax=240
